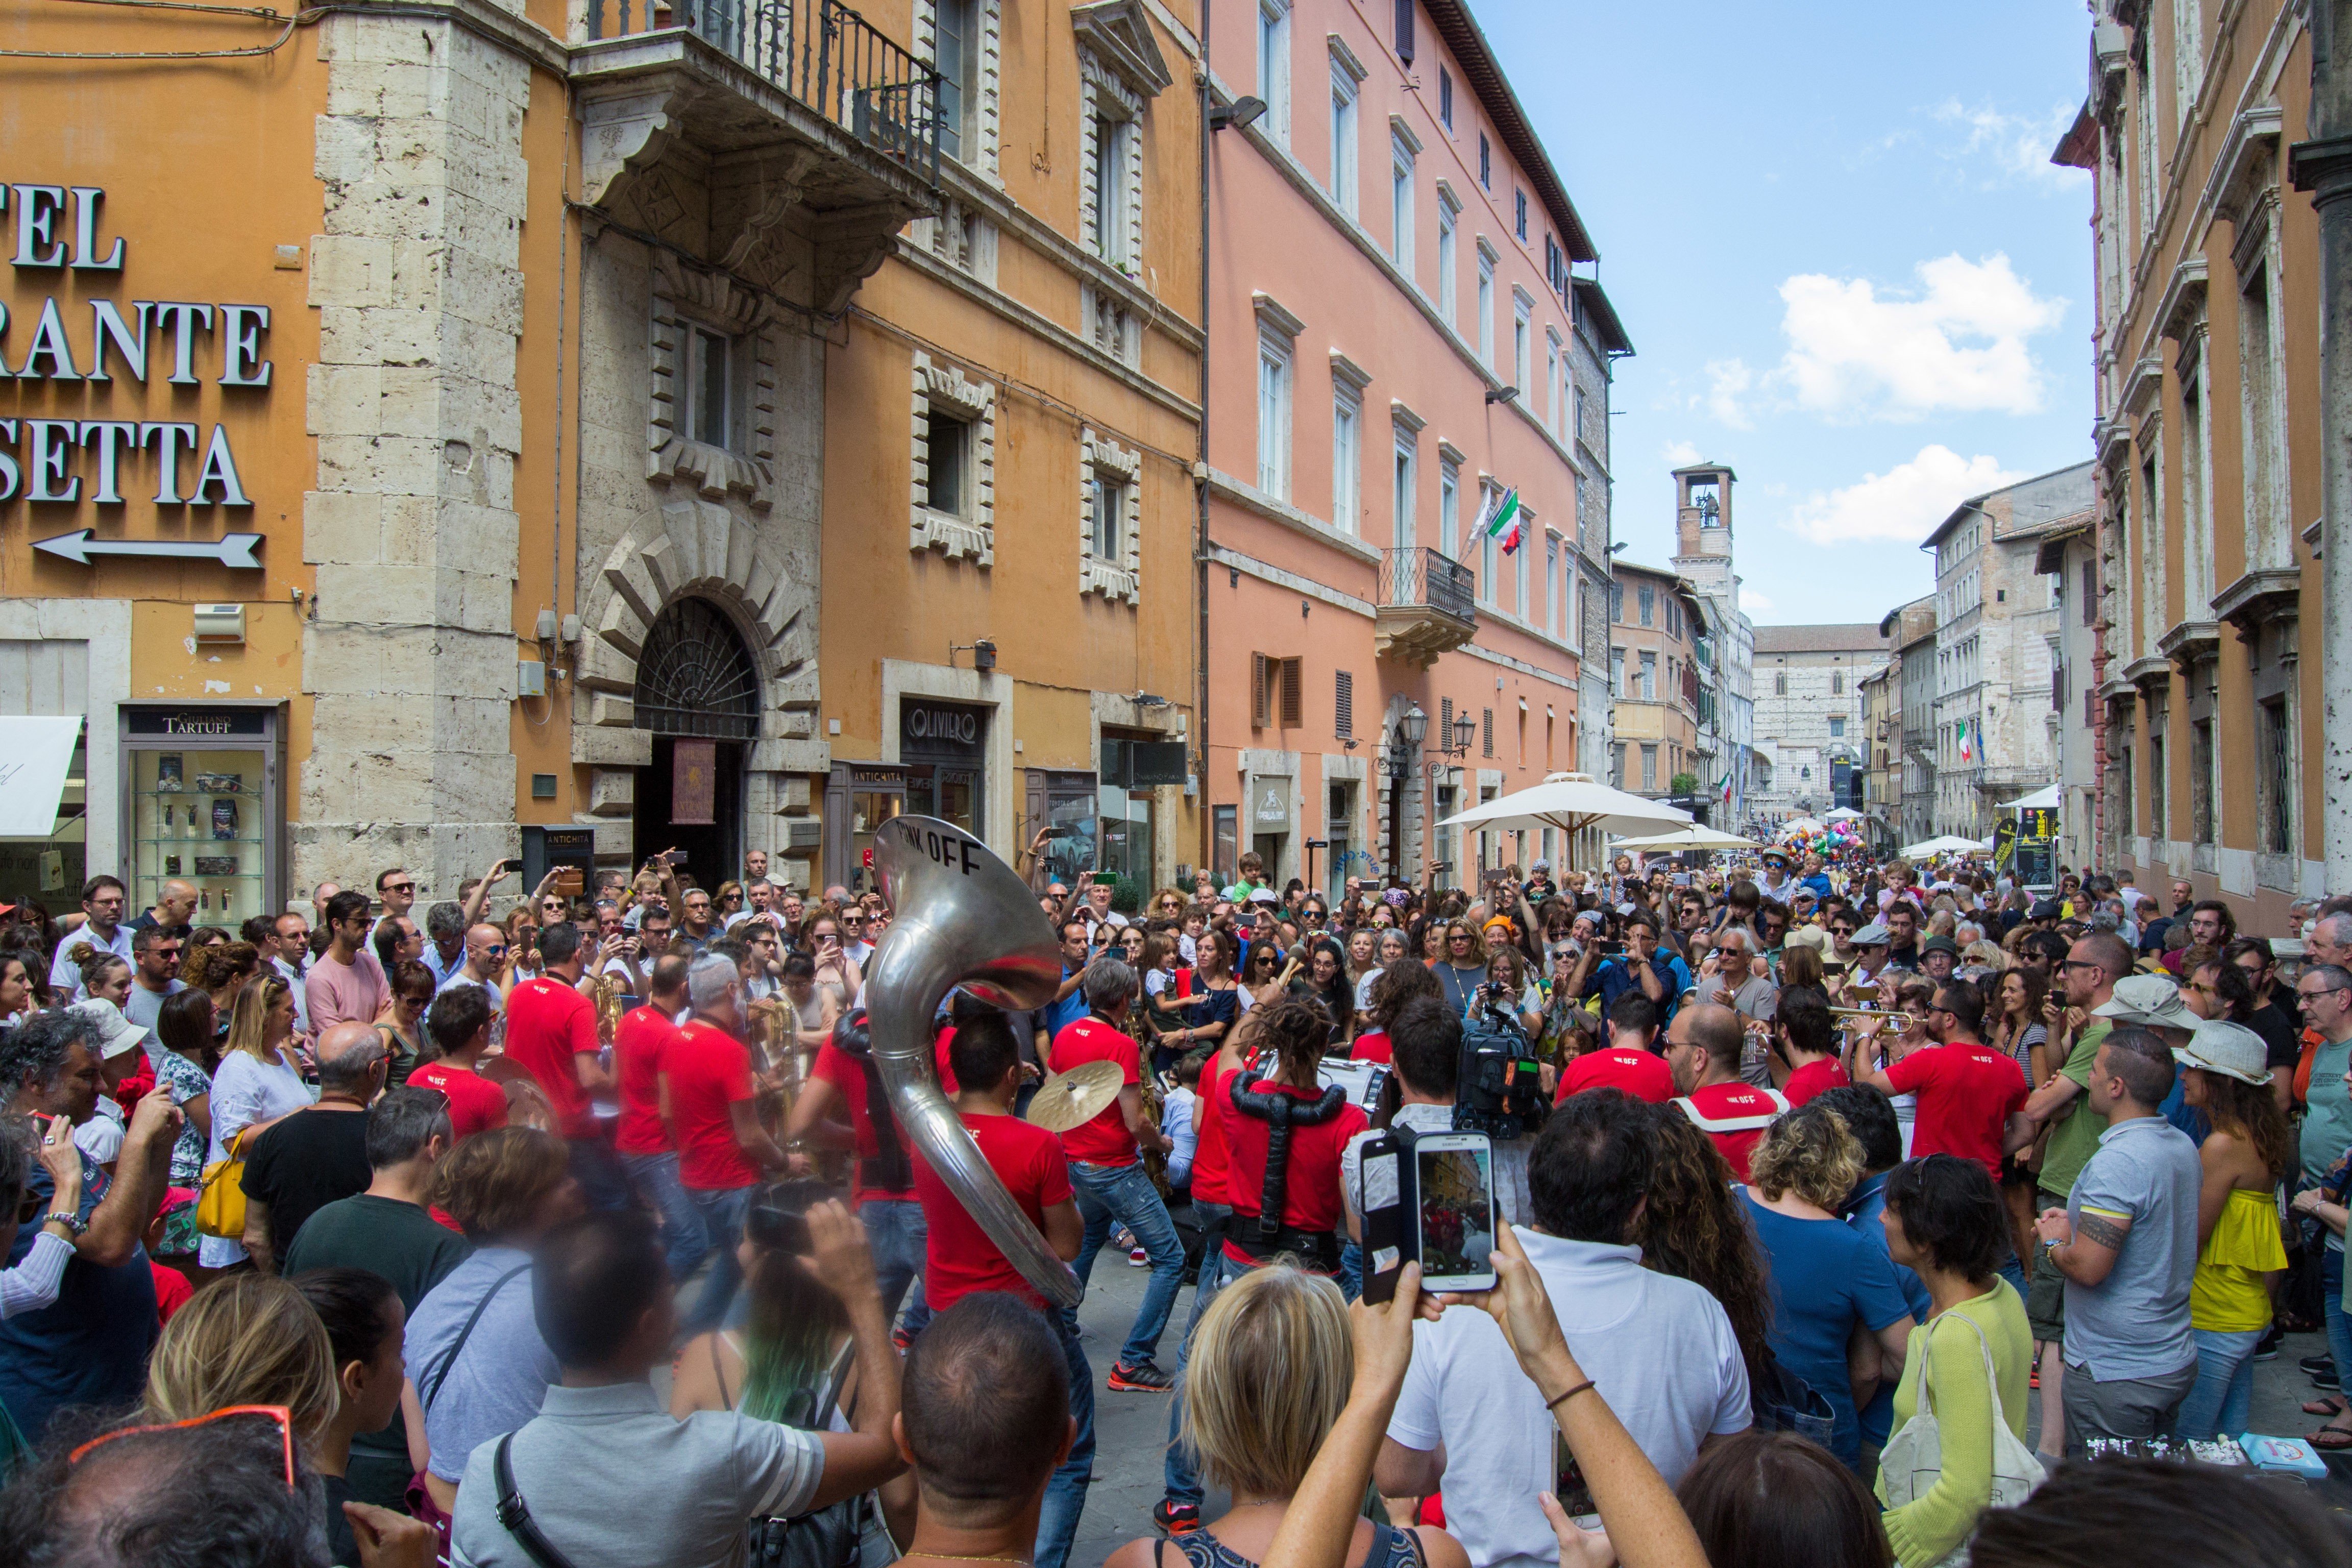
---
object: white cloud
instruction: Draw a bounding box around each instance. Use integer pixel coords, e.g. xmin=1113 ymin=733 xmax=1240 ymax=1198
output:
xmin=1705 ymin=359 xmax=1755 ymax=429
xmin=1932 ymin=100 xmax=2089 ymax=190
xmin=1785 ymin=445 xmax=2024 ymax=546
xmin=1740 ymin=587 xmax=1773 ymax=613
xmin=1661 ymin=439 xmax=1702 ymax=466
xmin=1777 ymin=254 xmax=2065 ymax=420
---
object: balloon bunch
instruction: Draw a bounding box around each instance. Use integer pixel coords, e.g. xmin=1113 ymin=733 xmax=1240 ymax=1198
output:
xmin=1775 ymin=823 xmax=1864 ymax=858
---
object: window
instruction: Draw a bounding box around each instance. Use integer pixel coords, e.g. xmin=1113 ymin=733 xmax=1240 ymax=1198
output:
xmin=910 ymin=352 xmax=996 ymax=558
xmin=1335 ymin=669 xmax=1354 ymax=738
xmin=1257 ymin=0 xmax=1291 ymax=145
xmin=2261 ymin=696 xmax=2294 ymax=854
xmin=1251 ymin=654 xmax=1303 ymax=728
xmin=1609 ymin=581 xmax=1623 ymax=622
xmin=1610 ymin=646 xmax=1624 ymax=696
xmin=1088 ymin=471 xmax=1125 ymax=560
xmin=1435 ymin=192 xmax=1458 ymax=327
xmin=2079 ymin=559 xmax=2096 ymax=626
xmin=1773 ymin=671 xmax=1786 ymax=696
xmin=1478 ymin=131 xmax=1490 ymax=188
xmin=1611 ymin=742 xmax=1626 ymax=789
xmin=1329 ymin=62 xmax=1358 ymax=215
xmin=1574 ymin=385 xmax=1587 ymax=447
xmin=1511 ymin=293 xmax=1530 ymax=391
xmin=2148 ymin=726 xmax=2167 ymax=839
xmin=1545 ymin=534 xmax=1559 ymax=636
xmin=1391 ymin=429 xmax=1416 ymax=549
xmin=1438 ymin=64 xmax=1452 ymax=130
xmin=1438 ymin=456 xmax=1459 ymax=557
xmin=1665 ymin=600 xmax=1680 ymax=640
xmin=1639 ymin=650 xmax=1656 ymax=700
xmin=2241 ymin=256 xmax=2288 ymax=569
xmin=1257 ymin=332 xmax=1293 ymax=498
xmin=1546 ymin=333 xmax=1562 ymax=437
xmin=1331 ymin=383 xmax=1361 ymax=533
xmin=1088 ymin=112 xmax=1132 ymax=264
xmin=1514 ymin=188 xmax=1527 ymax=241
xmin=1476 ymin=247 xmax=1494 ymax=366
xmin=1637 ymin=583 xmax=1654 ymax=626
xmin=1829 ymin=717 xmax=1846 ymax=738
xmin=2190 ymin=717 xmax=2215 ymax=845
xmin=683 ymin=326 xmax=732 ymax=449
xmin=1831 ymin=672 xmax=1842 ymax=694
xmin=933 ymin=0 xmax=978 ymax=162
xmin=1640 ymin=744 xmax=1657 ymax=791
xmin=1481 ymin=706 xmax=1493 ymax=756
xmin=923 ymin=405 xmax=970 ymax=514
xmin=1390 ymin=135 xmax=1415 ymax=272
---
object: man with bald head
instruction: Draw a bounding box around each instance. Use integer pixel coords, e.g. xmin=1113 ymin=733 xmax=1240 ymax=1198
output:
xmin=1665 ymin=1000 xmax=1788 ymax=1182
xmin=436 ymin=922 xmax=509 ymax=1013
xmin=238 ymin=1021 xmax=387 ymax=1273
xmin=129 ymin=878 xmax=197 ymax=941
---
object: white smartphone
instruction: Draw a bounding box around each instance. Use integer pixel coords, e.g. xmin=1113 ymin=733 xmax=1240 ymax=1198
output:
xmin=1413 ymin=1132 xmax=1498 ymax=1292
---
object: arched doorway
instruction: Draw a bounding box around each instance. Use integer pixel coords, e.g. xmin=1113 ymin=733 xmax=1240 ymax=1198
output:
xmin=631 ymin=597 xmax=760 ymax=887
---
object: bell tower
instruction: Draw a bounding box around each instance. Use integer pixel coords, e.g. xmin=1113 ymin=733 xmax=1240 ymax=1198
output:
xmin=1671 ymin=462 xmax=1736 ymax=606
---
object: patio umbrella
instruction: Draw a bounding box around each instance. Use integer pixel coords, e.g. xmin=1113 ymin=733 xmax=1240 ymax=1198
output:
xmin=1900 ymin=834 xmax=1986 ymax=858
xmin=1436 ymin=771 xmax=1692 ymax=847
xmin=1780 ymin=816 xmax=1826 ymax=833
xmin=1609 ymin=824 xmax=1762 ymax=852
xmin=1822 ymin=807 xmax=1863 ymax=822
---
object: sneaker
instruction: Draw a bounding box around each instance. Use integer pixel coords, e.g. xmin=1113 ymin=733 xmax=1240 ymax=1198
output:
xmin=1130 ymin=1246 xmax=1150 ymax=1266
xmin=2256 ymin=1327 xmax=2285 ymax=1362
xmin=2315 ymin=1368 xmax=2342 ymax=1392
xmin=1153 ymin=1500 xmax=1202 ymax=1536
xmin=2304 ymin=1354 xmax=2337 ymax=1377
xmin=891 ymin=1326 xmax=914 ymax=1353
xmin=1109 ymin=1360 xmax=1177 ymax=1393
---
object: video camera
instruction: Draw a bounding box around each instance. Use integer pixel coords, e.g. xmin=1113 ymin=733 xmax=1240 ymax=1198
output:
xmin=1454 ymin=992 xmax=1548 ymax=1142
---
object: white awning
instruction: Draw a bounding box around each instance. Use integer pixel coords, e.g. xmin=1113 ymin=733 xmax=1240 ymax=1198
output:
xmin=0 ymin=717 xmax=84 ymax=837
xmin=2001 ymin=783 xmax=2060 ymax=811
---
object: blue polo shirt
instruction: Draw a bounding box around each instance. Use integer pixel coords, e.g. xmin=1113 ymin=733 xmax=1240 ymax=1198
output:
xmin=1594 ymin=951 xmax=1692 ymax=1025
xmin=0 ymin=1146 xmax=158 ymax=1444
xmin=1043 ymin=964 xmax=1090 ymax=1036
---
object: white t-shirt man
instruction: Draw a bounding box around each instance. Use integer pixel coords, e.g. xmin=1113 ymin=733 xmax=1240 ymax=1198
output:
xmin=1386 ymin=1227 xmax=1750 ymax=1568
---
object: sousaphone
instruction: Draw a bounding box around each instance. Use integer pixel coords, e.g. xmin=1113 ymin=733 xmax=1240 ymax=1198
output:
xmin=868 ymin=815 xmax=1085 ymax=1308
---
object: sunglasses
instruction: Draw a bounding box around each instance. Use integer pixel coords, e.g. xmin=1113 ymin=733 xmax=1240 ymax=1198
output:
xmin=71 ymin=1405 xmax=294 ymax=1492
xmin=383 ymin=882 xmax=415 ymax=894
xmin=482 ymin=945 xmax=507 ymax=958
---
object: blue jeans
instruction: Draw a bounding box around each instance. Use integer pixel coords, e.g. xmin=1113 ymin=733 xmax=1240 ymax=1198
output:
xmin=1163 ymin=1204 xmax=1236 ymax=1508
xmin=681 ymin=1185 xmax=753 ymax=1336
xmin=567 ymin=1136 xmax=634 ymax=1212
xmin=623 ymin=1150 xmax=709 ymax=1285
xmin=1338 ymin=1240 xmax=1363 ymax=1304
xmin=2175 ymin=1326 xmax=2264 ymax=1440
xmin=1069 ymin=1161 xmax=1185 ymax=1369
xmin=859 ymin=1196 xmax=929 ymax=1324
xmin=2326 ymin=1247 xmax=2352 ymax=1406
xmin=1034 ymin=1302 xmax=1096 ymax=1568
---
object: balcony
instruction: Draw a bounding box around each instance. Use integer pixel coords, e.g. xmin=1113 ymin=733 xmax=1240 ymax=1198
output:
xmin=1375 ymin=547 xmax=1477 ymax=668
xmin=573 ymin=0 xmax=942 ymax=312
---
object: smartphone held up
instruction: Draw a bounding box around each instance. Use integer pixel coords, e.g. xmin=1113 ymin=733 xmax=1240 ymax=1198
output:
xmin=1357 ymin=1125 xmax=1498 ymax=1302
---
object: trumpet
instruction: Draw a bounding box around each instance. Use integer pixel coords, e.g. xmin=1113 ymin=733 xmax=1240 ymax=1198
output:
xmin=1828 ymin=1007 xmax=1913 ymax=1032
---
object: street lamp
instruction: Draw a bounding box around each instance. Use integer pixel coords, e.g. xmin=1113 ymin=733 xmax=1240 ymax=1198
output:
xmin=1448 ymin=713 xmax=1477 ymax=756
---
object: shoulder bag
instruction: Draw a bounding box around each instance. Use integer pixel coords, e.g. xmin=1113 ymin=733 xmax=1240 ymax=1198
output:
xmin=194 ymin=1126 xmax=253 ymax=1239
xmin=405 ymin=1262 xmax=532 ymax=1556
xmin=744 ymin=1340 xmax=892 ymax=1568
xmin=494 ymin=1431 xmax=583 ymax=1568
xmin=1877 ymin=1310 xmax=2046 ymax=1567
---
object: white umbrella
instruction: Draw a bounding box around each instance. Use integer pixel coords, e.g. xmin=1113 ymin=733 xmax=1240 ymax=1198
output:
xmin=1610 ymin=824 xmax=1762 ymax=852
xmin=1900 ymin=834 xmax=1985 ymax=858
xmin=2001 ymin=783 xmax=2060 ymax=811
xmin=1780 ymin=816 xmax=1826 ymax=833
xmin=1822 ymin=807 xmax=1863 ymax=822
xmin=1437 ymin=772 xmax=1692 ymax=843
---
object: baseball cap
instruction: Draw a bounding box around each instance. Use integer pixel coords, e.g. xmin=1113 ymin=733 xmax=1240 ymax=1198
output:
xmin=2172 ymin=1017 xmax=2272 ymax=1086
xmin=1247 ymin=888 xmax=1279 ymax=905
xmin=1920 ymin=935 xmax=1962 ymax=958
xmin=1851 ymin=921 xmax=1893 ymax=947
xmin=2092 ymin=973 xmax=2197 ymax=1031
xmin=70 ymin=997 xmax=150 ymax=1060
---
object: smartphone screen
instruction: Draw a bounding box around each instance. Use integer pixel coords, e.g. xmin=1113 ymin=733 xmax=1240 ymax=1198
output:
xmin=1414 ymin=1138 xmax=1497 ymax=1290
xmin=1554 ymin=1427 xmax=1598 ymax=1523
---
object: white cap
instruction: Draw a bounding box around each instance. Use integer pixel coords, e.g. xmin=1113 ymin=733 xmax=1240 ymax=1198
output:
xmin=69 ymin=998 xmax=150 ymax=1061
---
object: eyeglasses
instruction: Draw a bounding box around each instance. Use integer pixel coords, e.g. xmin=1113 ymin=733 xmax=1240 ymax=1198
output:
xmin=2059 ymin=959 xmax=2104 ymax=972
xmin=383 ymin=882 xmax=415 ymax=894
xmin=71 ymin=1405 xmax=295 ymax=1492
xmin=2298 ymin=987 xmax=2347 ymax=1004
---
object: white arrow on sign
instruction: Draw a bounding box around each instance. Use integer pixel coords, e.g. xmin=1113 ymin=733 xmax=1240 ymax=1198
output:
xmin=33 ymin=530 xmax=264 ymax=570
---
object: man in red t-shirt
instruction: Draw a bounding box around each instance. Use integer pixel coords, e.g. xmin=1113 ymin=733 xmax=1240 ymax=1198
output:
xmin=408 ymin=985 xmax=508 ymax=1141
xmin=1771 ymin=987 xmax=1851 ymax=1108
xmin=1864 ymin=978 xmax=2028 ymax=1181
xmin=669 ymin=952 xmax=790 ymax=1334
xmin=497 ymin=923 xmax=626 ymax=1209
xmin=911 ymin=1008 xmax=1092 ymax=1568
xmin=1556 ymin=992 xmax=1676 ymax=1106
xmin=1666 ymin=1001 xmax=1788 ymax=1183
xmin=1047 ymin=958 xmax=1181 ymax=1392
xmin=610 ymin=954 xmax=708 ymax=1284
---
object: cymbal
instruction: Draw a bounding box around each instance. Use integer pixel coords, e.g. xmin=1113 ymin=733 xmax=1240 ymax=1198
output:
xmin=1025 ymin=1059 xmax=1124 ymax=1133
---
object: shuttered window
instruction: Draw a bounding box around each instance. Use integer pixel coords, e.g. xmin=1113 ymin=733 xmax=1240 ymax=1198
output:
xmin=1335 ymin=670 xmax=1354 ymax=738
xmin=1482 ymin=706 xmax=1494 ymax=757
xmin=1279 ymin=658 xmax=1303 ymax=727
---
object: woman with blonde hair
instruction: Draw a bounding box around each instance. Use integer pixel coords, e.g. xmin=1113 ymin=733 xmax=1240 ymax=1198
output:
xmin=1739 ymin=1103 xmax=1918 ymax=1471
xmin=1106 ymin=1264 xmax=1469 ymax=1568
xmin=143 ymin=1271 xmax=341 ymax=1456
xmin=199 ymin=973 xmax=314 ymax=1272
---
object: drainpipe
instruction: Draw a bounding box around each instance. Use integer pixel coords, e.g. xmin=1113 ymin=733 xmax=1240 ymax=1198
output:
xmin=1194 ymin=0 xmax=1214 ymax=879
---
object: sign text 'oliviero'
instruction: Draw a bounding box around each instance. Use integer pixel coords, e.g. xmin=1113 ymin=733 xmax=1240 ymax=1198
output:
xmin=0 ymin=184 xmax=262 ymax=509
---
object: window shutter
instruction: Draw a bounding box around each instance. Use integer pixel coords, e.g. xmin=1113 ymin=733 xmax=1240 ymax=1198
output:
xmin=1482 ymin=707 xmax=1494 ymax=756
xmin=1335 ymin=670 xmax=1354 ymax=738
xmin=1279 ymin=657 xmax=1303 ymax=727
xmin=1393 ymin=0 xmax=1414 ymax=62
xmin=1439 ymin=696 xmax=1453 ymax=746
xmin=2080 ymin=561 xmax=2096 ymax=626
xmin=1252 ymin=653 xmax=1270 ymax=728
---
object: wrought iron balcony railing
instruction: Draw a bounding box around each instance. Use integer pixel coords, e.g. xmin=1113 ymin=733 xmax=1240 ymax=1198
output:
xmin=584 ymin=0 xmax=941 ymax=178
xmin=1380 ymin=546 xmax=1477 ymax=622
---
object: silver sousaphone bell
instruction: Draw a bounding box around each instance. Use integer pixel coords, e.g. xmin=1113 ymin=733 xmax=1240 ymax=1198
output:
xmin=867 ymin=815 xmax=1086 ymax=1308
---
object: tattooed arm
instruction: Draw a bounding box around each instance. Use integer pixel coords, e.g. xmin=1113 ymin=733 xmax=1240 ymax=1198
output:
xmin=2034 ymin=1201 xmax=2133 ymax=1288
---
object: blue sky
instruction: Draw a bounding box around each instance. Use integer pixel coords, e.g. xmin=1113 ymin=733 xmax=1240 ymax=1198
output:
xmin=1477 ymin=0 xmax=2096 ymax=626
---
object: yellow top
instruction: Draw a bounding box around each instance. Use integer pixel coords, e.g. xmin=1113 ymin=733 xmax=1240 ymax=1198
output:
xmin=2189 ymin=1186 xmax=2286 ymax=1333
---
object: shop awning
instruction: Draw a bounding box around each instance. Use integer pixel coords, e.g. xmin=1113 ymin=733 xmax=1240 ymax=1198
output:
xmin=0 ymin=717 xmax=84 ymax=837
xmin=2001 ymin=783 xmax=2060 ymax=811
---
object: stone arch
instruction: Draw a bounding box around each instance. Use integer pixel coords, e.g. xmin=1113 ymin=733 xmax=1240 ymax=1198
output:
xmin=573 ymin=494 xmax=819 ymax=779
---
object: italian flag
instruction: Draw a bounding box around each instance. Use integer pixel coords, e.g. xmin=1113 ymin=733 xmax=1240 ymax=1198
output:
xmin=1957 ymin=720 xmax=1974 ymax=764
xmin=1479 ymin=486 xmax=1524 ymax=554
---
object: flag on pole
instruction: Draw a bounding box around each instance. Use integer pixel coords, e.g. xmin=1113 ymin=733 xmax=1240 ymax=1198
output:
xmin=1956 ymin=720 xmax=1974 ymax=764
xmin=1478 ymin=486 xmax=1524 ymax=554
xmin=1720 ymin=771 xmax=1733 ymax=806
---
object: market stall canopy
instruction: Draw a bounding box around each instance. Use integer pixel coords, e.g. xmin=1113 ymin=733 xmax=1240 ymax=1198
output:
xmin=1437 ymin=772 xmax=1692 ymax=843
xmin=1900 ymin=834 xmax=1987 ymax=858
xmin=2001 ymin=784 xmax=2061 ymax=811
xmin=1780 ymin=816 xmax=1826 ymax=833
xmin=1610 ymin=824 xmax=1762 ymax=852
xmin=1822 ymin=807 xmax=1864 ymax=822
xmin=0 ymin=716 xmax=83 ymax=838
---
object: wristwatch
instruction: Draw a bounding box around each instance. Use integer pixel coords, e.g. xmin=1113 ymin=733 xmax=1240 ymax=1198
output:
xmin=42 ymin=1210 xmax=86 ymax=1238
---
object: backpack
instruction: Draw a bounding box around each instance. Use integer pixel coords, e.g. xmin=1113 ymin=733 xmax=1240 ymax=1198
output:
xmin=1455 ymin=998 xmax=1548 ymax=1142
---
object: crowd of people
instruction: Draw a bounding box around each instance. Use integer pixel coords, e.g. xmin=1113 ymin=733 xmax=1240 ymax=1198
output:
xmin=1 ymin=838 xmax=2350 ymax=1568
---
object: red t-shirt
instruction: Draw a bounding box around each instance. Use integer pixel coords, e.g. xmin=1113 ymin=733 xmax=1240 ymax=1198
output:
xmin=1782 ymin=1057 xmax=1851 ymax=1108
xmin=612 ymin=1005 xmax=681 ymax=1157
xmin=151 ymin=1260 xmax=194 ymax=1326
xmin=1047 ymin=1017 xmax=1141 ymax=1167
xmin=1555 ymin=1047 xmax=1676 ymax=1106
xmin=408 ymin=1060 xmax=508 ymax=1141
xmin=1190 ymin=1052 xmax=1238 ymax=1207
xmin=1220 ymin=1079 xmax=1368 ymax=1269
xmin=810 ymin=1040 xmax=916 ymax=1203
xmin=928 ymin=1027 xmax=962 ymax=1096
xmin=668 ymin=1020 xmax=759 ymax=1192
xmin=1677 ymin=1082 xmax=1790 ymax=1183
xmin=912 ymin=1111 xmax=1072 ymax=1311
xmin=1884 ymin=1041 xmax=2029 ymax=1180
xmin=1350 ymin=1031 xmax=1393 ymax=1064
xmin=500 ymin=975 xmax=601 ymax=1139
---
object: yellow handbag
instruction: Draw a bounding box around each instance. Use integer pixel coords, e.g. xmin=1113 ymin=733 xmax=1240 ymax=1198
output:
xmin=195 ymin=1128 xmax=253 ymax=1240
